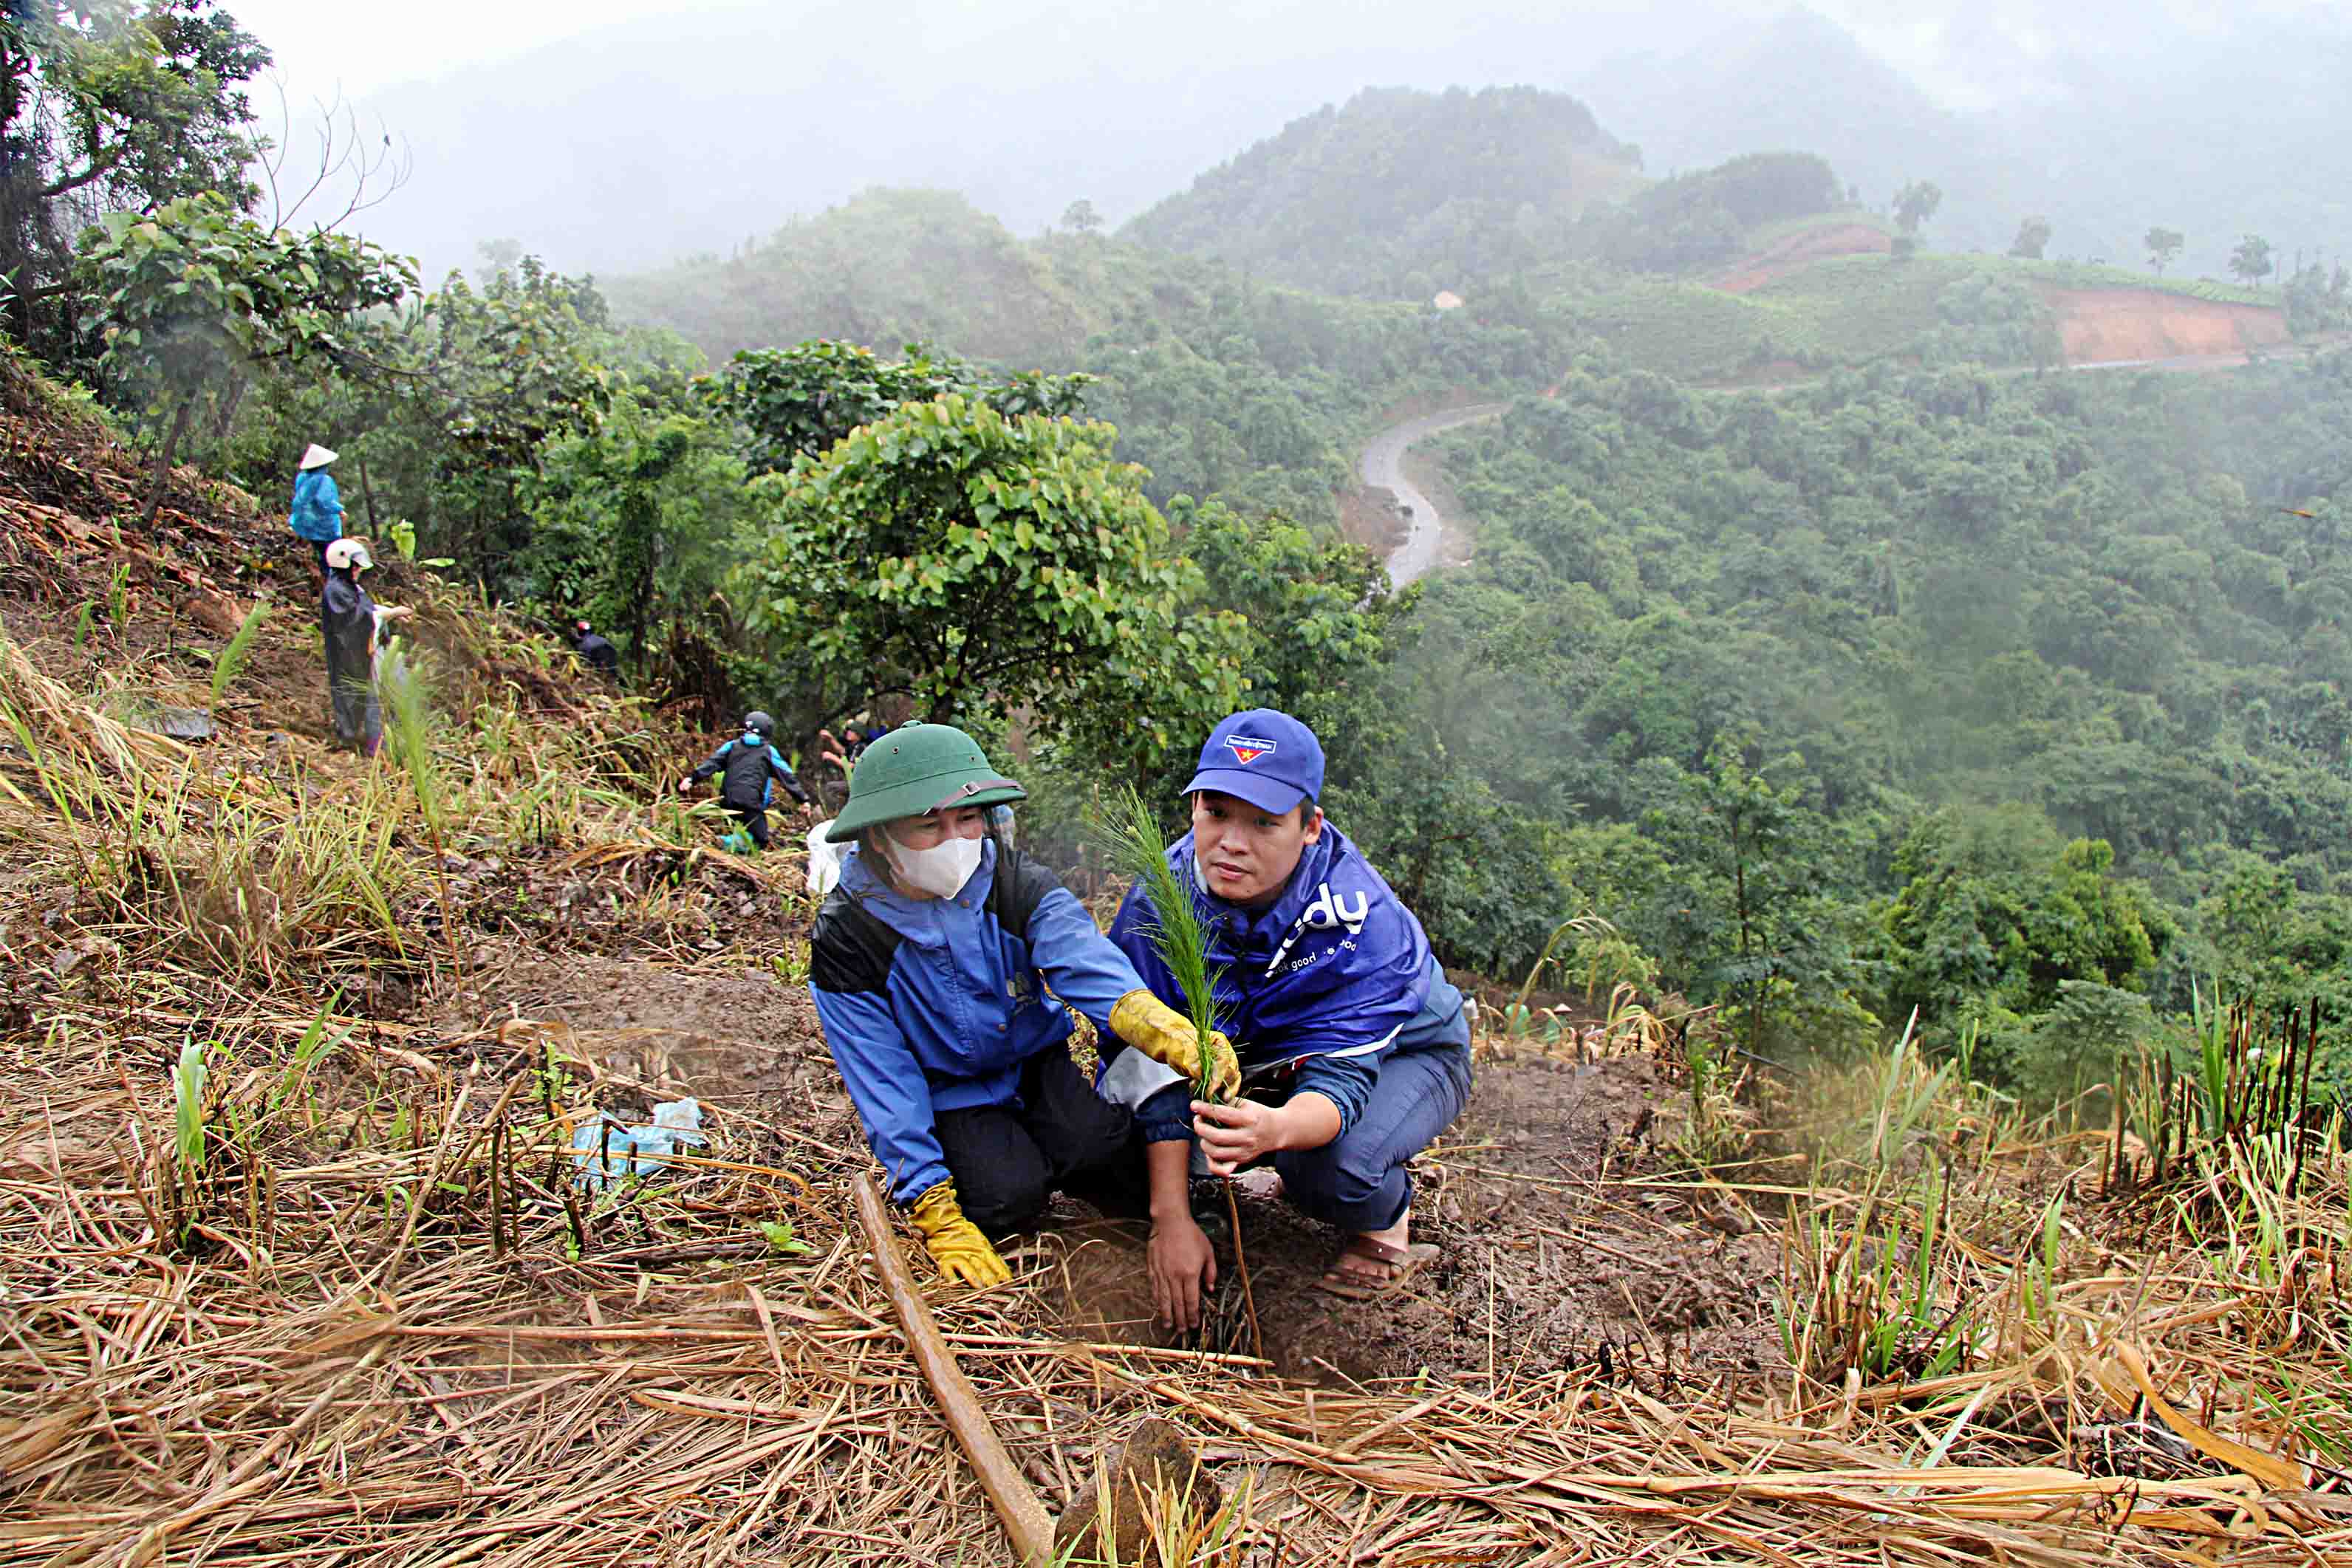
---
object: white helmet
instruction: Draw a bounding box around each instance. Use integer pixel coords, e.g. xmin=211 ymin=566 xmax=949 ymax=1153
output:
xmin=324 ymin=538 xmax=373 ymax=572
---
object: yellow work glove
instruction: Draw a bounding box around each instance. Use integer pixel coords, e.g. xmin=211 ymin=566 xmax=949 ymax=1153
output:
xmin=1110 ymin=988 xmax=1241 ymax=1101
xmin=907 ymin=1181 xmax=1011 ymax=1288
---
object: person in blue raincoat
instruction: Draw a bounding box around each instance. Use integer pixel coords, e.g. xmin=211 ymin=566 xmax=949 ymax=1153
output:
xmin=289 ymin=443 xmax=344 ymax=581
xmin=806 ymin=722 xmax=1237 ymax=1289
xmin=1104 ymin=708 xmax=1473 ymax=1328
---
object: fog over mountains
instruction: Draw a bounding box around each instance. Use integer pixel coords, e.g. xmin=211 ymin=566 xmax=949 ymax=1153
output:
xmin=331 ymin=2 xmax=2348 ymax=287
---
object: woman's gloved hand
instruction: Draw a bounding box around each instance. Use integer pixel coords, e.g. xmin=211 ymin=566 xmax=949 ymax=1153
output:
xmin=907 ymin=1181 xmax=1011 ymax=1287
xmin=1110 ymin=989 xmax=1240 ymax=1100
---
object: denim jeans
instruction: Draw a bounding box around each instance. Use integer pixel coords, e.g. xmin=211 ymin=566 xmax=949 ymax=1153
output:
xmin=1275 ymin=1040 xmax=1472 ymax=1233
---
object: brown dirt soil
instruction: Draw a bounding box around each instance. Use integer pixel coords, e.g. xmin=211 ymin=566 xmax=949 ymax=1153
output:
xmin=1712 ymin=222 xmax=1891 ymax=295
xmin=451 ymin=946 xmax=831 ymax=1109
xmin=445 ymin=935 xmax=1785 ymax=1396
xmin=1045 ymin=1049 xmax=1783 ymax=1389
xmin=2043 ymin=287 xmax=2289 ymax=363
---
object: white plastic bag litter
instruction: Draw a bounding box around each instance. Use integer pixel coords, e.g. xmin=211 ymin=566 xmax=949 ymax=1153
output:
xmin=805 ymin=820 xmax=845 ymax=899
xmin=570 ymin=1097 xmax=706 ymax=1191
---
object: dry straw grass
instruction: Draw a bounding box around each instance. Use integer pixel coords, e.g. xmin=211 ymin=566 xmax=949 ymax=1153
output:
xmin=9 ymin=998 xmax=2350 ymax=1568
xmin=3 ymin=626 xmax=2350 ymax=1567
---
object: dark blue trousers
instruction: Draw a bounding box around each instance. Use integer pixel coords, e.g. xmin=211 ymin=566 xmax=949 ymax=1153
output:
xmin=1274 ymin=1041 xmax=1472 ymax=1232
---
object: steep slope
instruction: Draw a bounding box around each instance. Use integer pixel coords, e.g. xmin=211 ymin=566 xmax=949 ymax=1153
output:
xmin=1122 ymin=85 xmax=1643 ymax=299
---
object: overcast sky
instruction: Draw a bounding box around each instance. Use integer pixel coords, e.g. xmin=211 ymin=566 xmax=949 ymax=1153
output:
xmin=228 ymin=0 xmax=2343 ymax=113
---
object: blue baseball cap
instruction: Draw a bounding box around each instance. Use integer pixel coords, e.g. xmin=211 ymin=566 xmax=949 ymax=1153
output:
xmin=1183 ymin=708 xmax=1324 ymax=816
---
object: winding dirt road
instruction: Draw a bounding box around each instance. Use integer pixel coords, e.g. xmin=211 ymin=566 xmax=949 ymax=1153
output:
xmin=1360 ymin=403 xmax=1505 ymax=586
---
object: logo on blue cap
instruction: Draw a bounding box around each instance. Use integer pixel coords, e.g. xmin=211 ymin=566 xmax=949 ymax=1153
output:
xmin=1225 ymin=735 xmax=1277 ymax=765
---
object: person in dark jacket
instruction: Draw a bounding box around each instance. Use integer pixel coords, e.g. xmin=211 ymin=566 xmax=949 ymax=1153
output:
xmin=320 ymin=538 xmax=411 ymax=754
xmin=806 ymin=723 xmax=1237 ymax=1289
xmin=289 ymin=443 xmax=344 ymax=583
xmin=572 ymin=620 xmax=618 ymax=674
xmin=1103 ymin=708 xmax=1472 ymax=1326
xmin=683 ymin=711 xmax=810 ymax=849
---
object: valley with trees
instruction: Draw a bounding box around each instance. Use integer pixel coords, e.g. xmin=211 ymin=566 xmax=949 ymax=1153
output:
xmin=5 ymin=2 xmax=2352 ymax=1564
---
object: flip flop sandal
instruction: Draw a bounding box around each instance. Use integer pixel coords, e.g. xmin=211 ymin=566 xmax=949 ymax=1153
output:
xmin=1314 ymin=1237 xmax=1440 ymax=1301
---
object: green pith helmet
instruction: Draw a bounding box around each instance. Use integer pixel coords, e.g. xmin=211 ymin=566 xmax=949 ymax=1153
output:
xmin=825 ymin=722 xmax=1025 ymax=843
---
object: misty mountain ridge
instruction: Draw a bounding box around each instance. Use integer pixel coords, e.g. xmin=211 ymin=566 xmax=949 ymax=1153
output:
xmin=1577 ymin=7 xmax=2352 ymax=276
xmin=336 ymin=2 xmax=2345 ymax=290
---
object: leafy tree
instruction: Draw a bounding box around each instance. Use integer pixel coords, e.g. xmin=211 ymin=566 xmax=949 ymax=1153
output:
xmin=1880 ymin=807 xmax=2170 ymax=1034
xmin=1172 ymin=496 xmax=1409 ymax=784
xmin=2285 ymin=262 xmax=2352 ymax=336
xmin=2144 ymin=226 xmax=2184 ymax=275
xmin=739 ymin=394 xmax=1246 ymax=773
xmin=75 ymin=191 xmax=412 ymax=524
xmin=1893 ymin=179 xmax=1943 ymax=238
xmin=520 ymin=396 xmax=751 ymax=669
xmin=0 ymin=0 xmax=270 ymax=349
xmin=1634 ymin=736 xmax=1876 ymax=1057
xmin=416 ymin=256 xmax=615 ymax=559
xmin=2187 ymin=854 xmax=2352 ymax=1042
xmin=2229 ymin=233 xmax=2275 ymax=289
xmin=713 ymin=338 xmax=1091 ymax=476
xmin=1059 ymin=199 xmax=1103 ymax=235
xmin=2008 ymin=215 xmax=2052 ymax=260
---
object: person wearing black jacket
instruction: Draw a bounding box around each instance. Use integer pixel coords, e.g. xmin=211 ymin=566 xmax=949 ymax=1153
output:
xmin=572 ymin=620 xmax=618 ymax=674
xmin=683 ymin=711 xmax=810 ymax=849
xmin=320 ymin=538 xmax=411 ymax=755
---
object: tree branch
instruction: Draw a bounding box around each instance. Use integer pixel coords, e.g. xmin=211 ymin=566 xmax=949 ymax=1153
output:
xmin=41 ymin=145 xmax=127 ymax=200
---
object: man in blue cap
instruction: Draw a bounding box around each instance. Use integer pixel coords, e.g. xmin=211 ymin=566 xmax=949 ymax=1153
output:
xmin=1102 ymin=708 xmax=1473 ymax=1329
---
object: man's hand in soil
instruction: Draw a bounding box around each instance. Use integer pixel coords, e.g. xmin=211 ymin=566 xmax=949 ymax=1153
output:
xmin=1149 ymin=1214 xmax=1217 ymax=1332
xmin=1192 ymin=1093 xmax=1341 ymax=1177
xmin=1146 ymin=1139 xmax=1213 ymax=1330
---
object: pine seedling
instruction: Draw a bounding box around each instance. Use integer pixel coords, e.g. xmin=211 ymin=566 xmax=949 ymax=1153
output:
xmin=208 ymin=601 xmax=268 ymax=714
xmin=1093 ymin=787 xmax=1261 ymax=1357
xmin=1094 ymin=785 xmax=1229 ymax=1101
xmin=377 ymin=640 xmax=464 ymax=977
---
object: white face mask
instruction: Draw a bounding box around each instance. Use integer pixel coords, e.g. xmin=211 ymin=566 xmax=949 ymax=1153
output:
xmin=885 ymin=832 xmax=984 ymax=899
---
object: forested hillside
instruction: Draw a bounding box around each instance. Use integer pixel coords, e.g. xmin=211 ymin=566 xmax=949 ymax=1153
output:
xmin=1121 ymin=85 xmax=1644 ymax=298
xmin=1375 ymin=352 xmax=2352 ymax=1092
xmin=9 ymin=1 xmax=2342 ymax=1103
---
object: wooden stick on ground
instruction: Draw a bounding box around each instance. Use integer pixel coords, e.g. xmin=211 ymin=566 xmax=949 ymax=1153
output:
xmin=850 ymin=1173 xmax=1056 ymax=1565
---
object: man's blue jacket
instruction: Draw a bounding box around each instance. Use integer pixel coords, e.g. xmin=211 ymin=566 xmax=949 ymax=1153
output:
xmin=808 ymin=840 xmax=1145 ymax=1203
xmin=1107 ymin=824 xmax=1466 ymax=1139
xmin=289 ymin=470 xmax=343 ymax=542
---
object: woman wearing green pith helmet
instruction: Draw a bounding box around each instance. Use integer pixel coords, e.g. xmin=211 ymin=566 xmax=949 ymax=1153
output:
xmin=806 ymin=723 xmax=1240 ymax=1287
